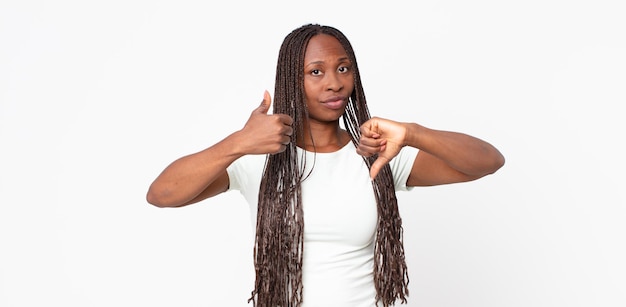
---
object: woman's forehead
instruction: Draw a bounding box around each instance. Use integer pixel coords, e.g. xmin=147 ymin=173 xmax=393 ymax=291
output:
xmin=304 ymin=34 xmax=348 ymax=62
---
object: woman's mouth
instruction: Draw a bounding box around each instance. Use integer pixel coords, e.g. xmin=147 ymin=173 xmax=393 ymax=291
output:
xmin=321 ymin=97 xmax=346 ymax=110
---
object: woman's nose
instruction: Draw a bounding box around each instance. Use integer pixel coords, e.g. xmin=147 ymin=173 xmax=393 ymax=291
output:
xmin=325 ymin=72 xmax=343 ymax=92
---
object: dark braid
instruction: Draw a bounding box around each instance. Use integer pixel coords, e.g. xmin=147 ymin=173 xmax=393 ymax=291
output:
xmin=249 ymin=24 xmax=409 ymax=307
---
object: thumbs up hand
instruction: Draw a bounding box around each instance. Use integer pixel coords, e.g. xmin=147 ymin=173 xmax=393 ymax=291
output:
xmin=237 ymin=91 xmax=294 ymax=155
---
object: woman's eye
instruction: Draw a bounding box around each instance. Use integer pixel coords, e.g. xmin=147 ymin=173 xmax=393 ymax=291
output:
xmin=310 ymin=69 xmax=321 ymax=76
xmin=338 ymin=66 xmax=350 ymax=73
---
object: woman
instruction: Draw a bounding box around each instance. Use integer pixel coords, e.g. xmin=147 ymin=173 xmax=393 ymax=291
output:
xmin=147 ymin=24 xmax=504 ymax=307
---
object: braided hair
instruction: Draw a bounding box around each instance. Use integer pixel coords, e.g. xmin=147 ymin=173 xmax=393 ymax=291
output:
xmin=249 ymin=24 xmax=409 ymax=307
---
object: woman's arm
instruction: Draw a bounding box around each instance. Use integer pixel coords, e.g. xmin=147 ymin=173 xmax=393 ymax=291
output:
xmin=146 ymin=91 xmax=293 ymax=207
xmin=356 ymin=117 xmax=504 ymax=186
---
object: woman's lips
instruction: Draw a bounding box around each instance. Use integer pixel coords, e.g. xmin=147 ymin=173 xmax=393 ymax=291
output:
xmin=321 ymin=97 xmax=346 ymax=110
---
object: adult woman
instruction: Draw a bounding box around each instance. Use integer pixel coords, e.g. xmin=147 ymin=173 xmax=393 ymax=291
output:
xmin=147 ymin=24 xmax=504 ymax=307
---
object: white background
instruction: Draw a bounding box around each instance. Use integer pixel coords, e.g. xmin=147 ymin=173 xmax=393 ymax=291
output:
xmin=1 ymin=0 xmax=625 ymax=306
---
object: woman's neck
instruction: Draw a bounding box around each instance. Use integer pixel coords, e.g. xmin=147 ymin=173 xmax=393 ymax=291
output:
xmin=297 ymin=120 xmax=351 ymax=153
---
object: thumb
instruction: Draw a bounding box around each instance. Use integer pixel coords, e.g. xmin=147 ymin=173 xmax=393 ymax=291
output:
xmin=369 ymin=156 xmax=389 ymax=181
xmin=256 ymin=90 xmax=272 ymax=114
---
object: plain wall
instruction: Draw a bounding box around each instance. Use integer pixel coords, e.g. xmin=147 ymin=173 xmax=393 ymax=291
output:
xmin=1 ymin=0 xmax=625 ymax=306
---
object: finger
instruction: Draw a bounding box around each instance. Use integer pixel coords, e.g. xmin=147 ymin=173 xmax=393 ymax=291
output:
xmin=356 ymin=148 xmax=374 ymax=158
xmin=356 ymin=143 xmax=378 ymax=156
xmin=361 ymin=119 xmax=381 ymax=136
xmin=360 ymin=125 xmax=380 ymax=139
xmin=360 ymin=124 xmax=373 ymax=137
xmin=356 ymin=143 xmax=387 ymax=159
xmin=280 ymin=135 xmax=291 ymax=145
xmin=356 ymin=140 xmax=382 ymax=157
xmin=256 ymin=90 xmax=272 ymax=114
xmin=276 ymin=114 xmax=294 ymax=126
xmin=370 ymin=156 xmax=390 ymax=180
xmin=359 ymin=135 xmax=385 ymax=147
xmin=283 ymin=125 xmax=293 ymax=137
xmin=272 ymin=144 xmax=287 ymax=154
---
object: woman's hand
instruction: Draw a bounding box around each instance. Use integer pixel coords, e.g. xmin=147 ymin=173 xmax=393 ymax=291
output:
xmin=356 ymin=117 xmax=408 ymax=180
xmin=358 ymin=116 xmax=505 ymax=185
xmin=236 ymin=91 xmax=294 ymax=155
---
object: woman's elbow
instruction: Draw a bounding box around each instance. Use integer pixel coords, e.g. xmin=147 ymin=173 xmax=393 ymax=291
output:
xmin=487 ymin=151 xmax=506 ymax=175
xmin=472 ymin=150 xmax=505 ymax=178
xmin=146 ymin=187 xmax=177 ymax=208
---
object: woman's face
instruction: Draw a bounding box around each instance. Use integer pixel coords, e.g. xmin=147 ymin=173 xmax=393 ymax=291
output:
xmin=303 ymin=34 xmax=355 ymax=124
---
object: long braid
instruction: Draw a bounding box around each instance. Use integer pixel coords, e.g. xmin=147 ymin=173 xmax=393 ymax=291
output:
xmin=340 ymin=31 xmax=410 ymax=305
xmin=249 ymin=25 xmax=311 ymax=307
xmin=249 ymin=24 xmax=409 ymax=307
